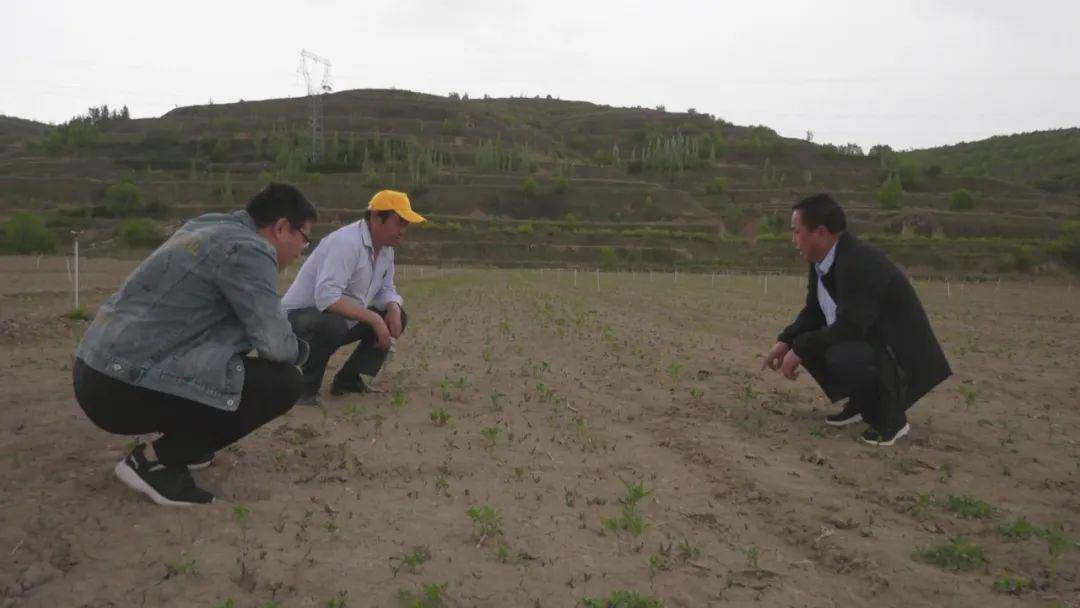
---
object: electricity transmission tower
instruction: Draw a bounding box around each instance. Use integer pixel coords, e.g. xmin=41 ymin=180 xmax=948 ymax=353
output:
xmin=297 ymin=49 xmax=333 ymax=163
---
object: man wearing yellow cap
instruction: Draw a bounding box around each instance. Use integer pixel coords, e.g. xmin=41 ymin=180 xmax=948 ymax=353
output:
xmin=282 ymin=190 xmax=425 ymax=404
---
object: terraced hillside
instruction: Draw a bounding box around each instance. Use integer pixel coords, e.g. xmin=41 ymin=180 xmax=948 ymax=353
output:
xmin=0 ymin=90 xmax=1077 ymax=275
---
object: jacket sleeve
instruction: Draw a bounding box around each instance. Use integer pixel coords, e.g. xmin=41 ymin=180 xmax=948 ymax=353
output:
xmin=215 ymin=240 xmax=304 ymax=364
xmin=791 ymin=254 xmax=891 ymax=361
xmin=778 ymin=266 xmax=825 ymax=345
xmin=370 ymin=258 xmax=404 ymax=311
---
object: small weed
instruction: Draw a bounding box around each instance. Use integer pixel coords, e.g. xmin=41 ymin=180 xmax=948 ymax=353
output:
xmin=743 ymin=545 xmax=760 ymax=569
xmin=397 ymin=582 xmax=448 ymax=608
xmin=620 ymin=480 xmax=652 ymax=508
xmin=910 ymin=492 xmax=938 ymax=520
xmin=583 ymin=590 xmax=663 ymax=608
xmin=946 ymin=494 xmax=995 ymax=519
xmin=666 ymin=361 xmax=682 ymax=380
xmin=958 ymin=385 xmax=978 ymax=409
xmin=165 ymin=552 xmax=198 ymax=578
xmin=214 ymin=600 xmax=236 ymax=608
xmin=480 ymin=425 xmax=501 ymax=449
xmin=647 ymin=554 xmax=671 ymax=578
xmin=323 ymin=592 xmax=348 ymax=608
xmin=992 ymin=576 xmax=1032 ymax=594
xmin=938 ymin=463 xmax=953 ymax=483
xmin=602 ymin=506 xmax=647 ymax=536
xmin=912 ymin=537 xmax=988 ymax=572
xmin=429 ymin=408 xmax=451 ymax=426
xmin=391 ymin=388 xmax=406 ymax=409
xmin=677 ymin=537 xmax=700 ymax=561
xmin=535 ymin=382 xmax=555 ymax=403
xmin=809 ymin=427 xmax=825 ymax=438
xmin=999 ymin=516 xmax=1039 ymax=540
xmin=391 ymin=545 xmax=432 ymax=576
xmin=688 ymin=387 xmax=704 ymax=401
xmin=467 ymin=505 xmax=503 ymax=541
xmin=232 ymin=504 xmax=251 ymax=532
xmin=65 ymin=308 xmax=93 ymax=321
xmin=488 ymin=390 xmax=504 ymax=412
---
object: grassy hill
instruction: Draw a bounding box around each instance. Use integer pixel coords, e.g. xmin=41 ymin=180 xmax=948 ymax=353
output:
xmin=900 ymin=128 xmax=1080 ymax=197
xmin=0 ymin=90 xmax=1077 ymax=275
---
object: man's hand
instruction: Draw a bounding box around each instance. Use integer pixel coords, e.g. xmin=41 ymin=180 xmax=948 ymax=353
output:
xmin=386 ymin=303 xmax=404 ymax=339
xmin=780 ymin=349 xmax=802 ymax=380
xmin=762 ymin=341 xmax=791 ymax=372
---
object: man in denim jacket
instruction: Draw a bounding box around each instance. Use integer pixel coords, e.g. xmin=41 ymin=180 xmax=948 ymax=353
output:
xmin=73 ymin=183 xmax=316 ymax=506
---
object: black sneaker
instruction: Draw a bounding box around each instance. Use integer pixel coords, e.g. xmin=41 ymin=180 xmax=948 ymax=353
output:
xmin=113 ymin=446 xmax=214 ymax=506
xmin=825 ymin=400 xmax=863 ymax=427
xmin=185 ymin=452 xmax=215 ymax=471
xmin=330 ymin=378 xmax=368 ymax=396
xmin=859 ymin=423 xmax=911 ymax=447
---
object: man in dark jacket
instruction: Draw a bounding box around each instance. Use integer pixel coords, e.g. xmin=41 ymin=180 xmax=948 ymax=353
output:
xmin=762 ymin=193 xmax=951 ymax=446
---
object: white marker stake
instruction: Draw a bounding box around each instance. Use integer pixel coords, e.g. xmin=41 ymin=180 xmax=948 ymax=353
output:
xmin=946 ymin=280 xmax=951 ymax=299
xmin=574 ymin=269 xmax=578 ymax=287
xmin=73 ymin=239 xmax=80 ymax=310
xmin=674 ymin=269 xmax=678 ymax=283
xmin=764 ymin=275 xmax=768 ymax=297
xmin=995 ymin=278 xmax=1001 ymax=293
xmin=595 ymin=268 xmax=600 ymax=290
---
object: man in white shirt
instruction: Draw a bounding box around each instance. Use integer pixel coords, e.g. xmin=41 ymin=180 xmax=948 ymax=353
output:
xmin=282 ymin=190 xmax=426 ymax=404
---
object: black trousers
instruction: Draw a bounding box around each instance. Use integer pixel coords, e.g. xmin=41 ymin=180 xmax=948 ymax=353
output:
xmin=802 ymin=341 xmax=907 ymax=431
xmin=72 ymin=357 xmax=303 ymax=466
xmin=287 ymin=307 xmax=408 ymax=395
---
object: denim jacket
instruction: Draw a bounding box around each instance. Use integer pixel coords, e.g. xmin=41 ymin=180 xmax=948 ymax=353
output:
xmin=76 ymin=211 xmax=308 ymax=411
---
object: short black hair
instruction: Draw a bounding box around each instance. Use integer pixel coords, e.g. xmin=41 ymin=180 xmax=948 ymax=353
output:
xmin=365 ymin=209 xmax=395 ymax=223
xmin=792 ymin=193 xmax=846 ymax=233
xmin=246 ymin=182 xmax=318 ymax=229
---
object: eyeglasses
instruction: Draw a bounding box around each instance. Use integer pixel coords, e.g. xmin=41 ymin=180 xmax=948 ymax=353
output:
xmin=291 ymin=224 xmax=311 ymax=249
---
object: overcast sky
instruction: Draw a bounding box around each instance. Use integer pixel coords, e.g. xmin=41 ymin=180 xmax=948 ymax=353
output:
xmin=3 ymin=0 xmax=1078 ymax=151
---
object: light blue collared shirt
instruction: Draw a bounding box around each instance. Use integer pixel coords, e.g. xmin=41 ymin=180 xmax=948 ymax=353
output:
xmin=815 ymin=240 xmax=839 ymax=326
xmin=281 ymin=220 xmax=403 ymax=323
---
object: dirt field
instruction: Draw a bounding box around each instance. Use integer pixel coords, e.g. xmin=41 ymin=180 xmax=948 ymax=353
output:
xmin=1 ymin=256 xmax=1077 ymax=608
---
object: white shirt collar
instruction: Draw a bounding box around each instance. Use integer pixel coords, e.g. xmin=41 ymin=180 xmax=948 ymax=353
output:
xmin=816 ymin=239 xmax=839 ymax=275
xmin=358 ymin=220 xmax=373 ymax=250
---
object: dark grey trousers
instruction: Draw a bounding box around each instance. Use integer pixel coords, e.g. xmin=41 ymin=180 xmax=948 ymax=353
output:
xmin=287 ymin=307 xmax=408 ymax=395
xmin=802 ymin=341 xmax=907 ymax=431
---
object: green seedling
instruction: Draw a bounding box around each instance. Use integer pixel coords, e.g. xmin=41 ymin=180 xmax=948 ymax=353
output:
xmin=214 ymin=600 xmax=236 ymax=608
xmin=65 ymin=308 xmax=93 ymax=321
xmin=992 ymin=577 xmax=1032 ymax=594
xmin=467 ymin=505 xmax=503 ymax=543
xmin=666 ymin=361 xmax=682 ymax=380
xmin=489 ymin=390 xmax=504 ymax=412
xmin=688 ymin=387 xmax=704 ymax=401
xmin=619 ymin=480 xmax=652 ymax=508
xmin=165 ymin=552 xmax=199 ymax=578
xmin=429 ymin=407 xmax=451 ymax=426
xmin=391 ymin=545 xmax=432 ymax=575
xmin=391 ymin=388 xmax=406 ymax=409
xmin=439 ymin=378 xmax=452 ymax=401
xmin=323 ymin=592 xmax=348 ymax=608
xmin=677 ymin=537 xmax=700 ymax=561
xmin=743 ymin=545 xmax=760 ymax=570
xmin=535 ymin=382 xmax=555 ymax=403
xmin=998 ymin=516 xmax=1039 ymax=540
xmin=397 ymin=582 xmax=447 ymax=608
xmin=958 ymin=384 xmax=978 ymax=408
xmin=583 ymin=590 xmax=663 ymax=608
xmin=946 ymin=494 xmax=995 ymax=519
xmin=910 ymin=492 xmax=937 ymax=520
xmin=647 ymin=554 xmax=671 ymax=579
xmin=232 ymin=504 xmax=251 ymax=533
xmin=912 ymin=537 xmax=988 ymax=572
xmin=602 ymin=506 xmax=647 ymax=536
xmin=480 ymin=425 xmax=501 ymax=448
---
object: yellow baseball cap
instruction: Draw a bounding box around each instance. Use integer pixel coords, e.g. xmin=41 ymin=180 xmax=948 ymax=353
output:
xmin=368 ymin=190 xmax=426 ymax=224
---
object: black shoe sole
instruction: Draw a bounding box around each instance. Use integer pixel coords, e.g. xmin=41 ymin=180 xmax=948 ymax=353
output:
xmin=114 ymin=460 xmax=214 ymax=506
xmin=330 ymin=385 xmax=366 ymax=396
xmin=859 ymin=423 xmax=911 ymax=446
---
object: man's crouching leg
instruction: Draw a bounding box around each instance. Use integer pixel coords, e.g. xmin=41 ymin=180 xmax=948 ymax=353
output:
xmin=332 ymin=307 xmax=409 ymax=395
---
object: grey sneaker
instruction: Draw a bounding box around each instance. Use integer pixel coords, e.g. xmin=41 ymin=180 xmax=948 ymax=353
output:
xmin=113 ymin=445 xmax=214 ymax=506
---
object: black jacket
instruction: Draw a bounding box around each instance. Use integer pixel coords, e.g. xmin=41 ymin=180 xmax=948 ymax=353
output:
xmin=778 ymin=232 xmax=951 ymax=407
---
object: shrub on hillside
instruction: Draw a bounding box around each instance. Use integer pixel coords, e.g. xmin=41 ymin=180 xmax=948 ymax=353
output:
xmin=878 ymin=174 xmax=904 ymax=210
xmin=1050 ymin=220 xmax=1080 ymax=271
xmin=119 ymin=219 xmax=163 ymax=248
xmin=3 ymin=211 xmax=58 ymax=253
xmin=949 ymin=189 xmax=977 ymax=212
xmin=522 ymin=177 xmax=538 ymax=198
xmin=758 ymin=212 xmax=786 ymax=235
xmin=704 ymin=177 xmax=728 ymax=195
xmin=104 ymin=182 xmax=145 ymax=216
xmin=898 ymin=162 xmax=921 ymax=190
xmin=554 ymin=178 xmax=569 ymax=194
